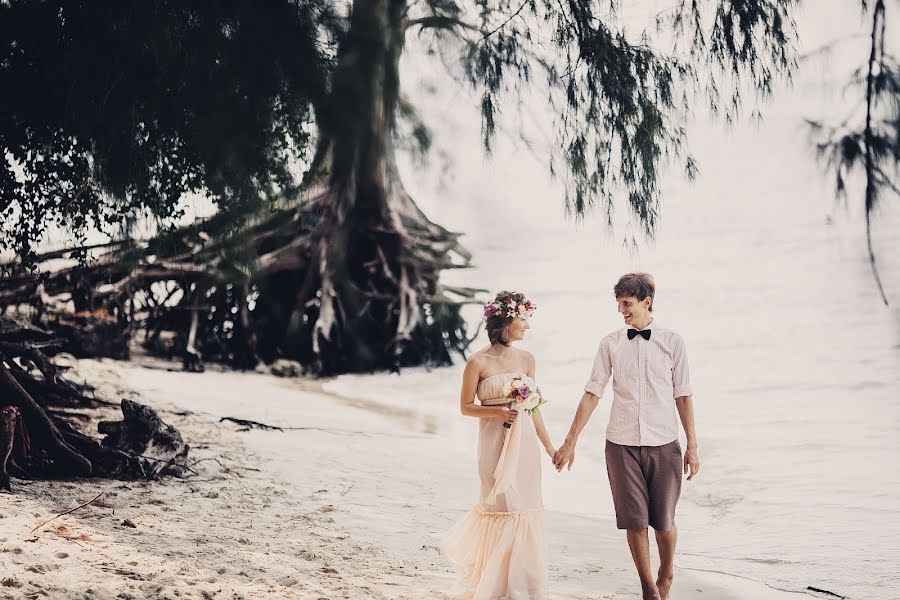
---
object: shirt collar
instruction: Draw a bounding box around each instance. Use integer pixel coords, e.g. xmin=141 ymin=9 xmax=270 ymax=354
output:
xmin=631 ymin=318 xmax=654 ymax=332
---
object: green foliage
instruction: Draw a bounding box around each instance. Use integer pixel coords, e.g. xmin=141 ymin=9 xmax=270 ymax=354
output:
xmin=806 ymin=0 xmax=897 ymax=305
xmin=409 ymin=0 xmax=797 ymax=239
xmin=2 ymin=0 xmax=800 ymax=254
xmin=0 ymin=0 xmax=328 ymax=259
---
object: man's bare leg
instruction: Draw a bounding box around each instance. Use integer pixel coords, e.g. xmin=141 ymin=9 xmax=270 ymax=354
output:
xmin=626 ymin=528 xmax=661 ymax=600
xmin=654 ymin=526 xmax=678 ymax=600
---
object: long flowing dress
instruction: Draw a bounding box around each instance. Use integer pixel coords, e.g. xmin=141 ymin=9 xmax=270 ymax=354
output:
xmin=442 ymin=372 xmax=549 ymax=600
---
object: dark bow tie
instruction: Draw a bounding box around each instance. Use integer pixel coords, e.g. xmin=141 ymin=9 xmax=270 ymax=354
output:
xmin=627 ymin=328 xmax=651 ymax=341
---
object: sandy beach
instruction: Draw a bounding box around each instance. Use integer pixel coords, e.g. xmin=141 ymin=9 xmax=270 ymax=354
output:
xmin=1 ymin=1 xmax=897 ymax=598
xmin=0 ymin=356 xmax=804 ymax=600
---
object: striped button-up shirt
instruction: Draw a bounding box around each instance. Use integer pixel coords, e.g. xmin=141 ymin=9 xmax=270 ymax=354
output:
xmin=584 ymin=321 xmax=692 ymax=446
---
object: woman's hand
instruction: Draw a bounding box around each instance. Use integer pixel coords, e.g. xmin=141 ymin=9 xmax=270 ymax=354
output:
xmin=553 ymin=440 xmax=576 ymax=471
xmin=500 ymin=408 xmax=518 ymax=425
xmin=544 ymin=444 xmax=557 ymax=460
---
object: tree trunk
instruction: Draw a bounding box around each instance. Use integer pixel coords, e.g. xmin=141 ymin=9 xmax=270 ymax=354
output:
xmin=295 ymin=0 xmax=469 ymax=373
xmin=0 ymin=0 xmax=479 ymax=376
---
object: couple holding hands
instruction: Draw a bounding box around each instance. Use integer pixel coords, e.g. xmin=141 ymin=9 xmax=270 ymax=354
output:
xmin=443 ymin=273 xmax=700 ymax=600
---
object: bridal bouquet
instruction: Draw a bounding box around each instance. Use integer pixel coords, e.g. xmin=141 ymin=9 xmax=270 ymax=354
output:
xmin=501 ymin=375 xmax=547 ymax=429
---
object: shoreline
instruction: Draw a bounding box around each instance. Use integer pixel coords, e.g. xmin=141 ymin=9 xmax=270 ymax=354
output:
xmin=1 ymin=357 xmax=807 ymax=599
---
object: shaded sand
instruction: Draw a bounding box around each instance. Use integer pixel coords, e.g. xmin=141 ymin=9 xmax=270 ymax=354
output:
xmin=1 ymin=357 xmax=802 ymax=599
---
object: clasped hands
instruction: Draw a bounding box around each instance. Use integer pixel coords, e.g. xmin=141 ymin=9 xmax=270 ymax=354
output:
xmin=552 ymin=440 xmax=576 ymax=472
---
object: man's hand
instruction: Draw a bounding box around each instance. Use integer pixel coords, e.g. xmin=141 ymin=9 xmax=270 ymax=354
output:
xmin=553 ymin=440 xmax=576 ymax=472
xmin=683 ymin=444 xmax=700 ymax=481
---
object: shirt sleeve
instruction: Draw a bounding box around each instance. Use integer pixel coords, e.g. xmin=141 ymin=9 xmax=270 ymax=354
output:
xmin=672 ymin=333 xmax=693 ymax=398
xmin=584 ymin=339 xmax=612 ymax=398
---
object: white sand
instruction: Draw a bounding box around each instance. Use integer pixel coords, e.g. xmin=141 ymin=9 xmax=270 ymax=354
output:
xmin=0 ymin=357 xmax=802 ymax=599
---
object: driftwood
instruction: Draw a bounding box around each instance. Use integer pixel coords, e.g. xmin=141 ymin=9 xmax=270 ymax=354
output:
xmin=99 ymin=399 xmax=190 ymax=478
xmin=0 ymin=317 xmax=189 ymax=491
xmin=219 ymin=416 xmax=284 ymax=432
xmin=806 ymin=587 xmax=846 ymax=599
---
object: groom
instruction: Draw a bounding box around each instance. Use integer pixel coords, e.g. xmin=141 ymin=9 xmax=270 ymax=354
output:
xmin=553 ymin=273 xmax=699 ymax=600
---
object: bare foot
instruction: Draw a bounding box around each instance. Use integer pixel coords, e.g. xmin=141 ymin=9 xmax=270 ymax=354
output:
xmin=641 ymin=582 xmax=662 ymax=600
xmin=656 ymin=571 xmax=674 ymax=600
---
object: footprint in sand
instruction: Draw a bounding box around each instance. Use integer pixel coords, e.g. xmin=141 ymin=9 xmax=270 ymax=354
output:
xmin=55 ymin=552 xmax=69 ymax=559
xmin=25 ymin=565 xmax=58 ymax=574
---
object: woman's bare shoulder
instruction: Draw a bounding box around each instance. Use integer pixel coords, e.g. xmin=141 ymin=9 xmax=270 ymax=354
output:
xmin=469 ymin=345 xmax=494 ymax=360
xmin=516 ymin=347 xmax=535 ymax=362
xmin=465 ymin=347 xmax=492 ymax=370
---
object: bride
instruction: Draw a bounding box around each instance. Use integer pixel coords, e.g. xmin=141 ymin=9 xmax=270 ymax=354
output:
xmin=443 ymin=291 xmax=556 ymax=599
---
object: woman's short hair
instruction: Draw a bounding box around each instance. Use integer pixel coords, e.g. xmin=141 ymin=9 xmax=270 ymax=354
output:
xmin=485 ymin=290 xmax=527 ymax=345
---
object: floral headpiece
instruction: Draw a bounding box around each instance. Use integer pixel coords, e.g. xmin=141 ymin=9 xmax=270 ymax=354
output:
xmin=483 ymin=294 xmax=536 ymax=319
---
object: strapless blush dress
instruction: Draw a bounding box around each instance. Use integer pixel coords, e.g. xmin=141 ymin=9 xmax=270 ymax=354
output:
xmin=442 ymin=372 xmax=549 ymax=599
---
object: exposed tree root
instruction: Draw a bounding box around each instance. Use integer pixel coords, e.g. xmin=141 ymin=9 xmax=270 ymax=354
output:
xmin=0 ymin=186 xmax=482 ymax=375
xmin=0 ymin=317 xmax=190 ymax=490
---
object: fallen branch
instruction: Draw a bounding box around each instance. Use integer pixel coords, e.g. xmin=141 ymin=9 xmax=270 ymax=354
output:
xmin=806 ymin=587 xmax=846 ymax=599
xmin=219 ymin=416 xmax=284 ymax=431
xmin=31 ymin=491 xmax=104 ymax=532
xmin=216 ymin=415 xmax=427 ymax=438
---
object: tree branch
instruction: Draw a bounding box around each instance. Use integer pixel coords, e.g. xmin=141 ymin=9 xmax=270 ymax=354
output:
xmin=863 ymin=0 xmax=889 ymax=306
xmin=479 ymin=0 xmax=530 ymax=42
xmin=874 ymin=166 xmax=900 ymax=198
xmin=403 ymin=15 xmax=483 ymax=34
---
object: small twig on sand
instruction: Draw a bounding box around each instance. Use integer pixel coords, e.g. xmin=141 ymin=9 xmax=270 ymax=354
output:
xmin=217 ymin=415 xmax=426 ymax=438
xmin=189 ymin=457 xmax=227 ymax=469
xmin=806 ymin=587 xmax=846 ymax=599
xmin=188 ymin=457 xmax=262 ymax=473
xmin=31 ymin=491 xmax=103 ymax=533
xmin=219 ymin=416 xmax=284 ymax=431
xmin=133 ymin=453 xmax=198 ymax=476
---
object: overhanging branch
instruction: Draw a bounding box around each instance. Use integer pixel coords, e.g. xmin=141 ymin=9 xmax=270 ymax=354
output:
xmin=402 ymin=15 xmax=484 ymax=34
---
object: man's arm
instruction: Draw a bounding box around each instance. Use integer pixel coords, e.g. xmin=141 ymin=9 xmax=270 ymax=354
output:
xmin=554 ymin=339 xmax=611 ymax=472
xmin=676 ymin=395 xmax=699 ymax=480
xmin=552 ymin=391 xmax=600 ymax=471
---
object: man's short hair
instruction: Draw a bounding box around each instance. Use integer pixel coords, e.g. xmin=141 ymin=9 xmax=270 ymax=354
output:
xmin=614 ymin=273 xmax=655 ymax=312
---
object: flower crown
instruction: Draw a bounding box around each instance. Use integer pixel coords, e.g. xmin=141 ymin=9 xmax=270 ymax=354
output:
xmin=483 ymin=294 xmax=536 ymax=319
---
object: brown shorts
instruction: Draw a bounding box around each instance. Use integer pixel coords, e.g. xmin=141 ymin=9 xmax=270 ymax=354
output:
xmin=605 ymin=439 xmax=682 ymax=531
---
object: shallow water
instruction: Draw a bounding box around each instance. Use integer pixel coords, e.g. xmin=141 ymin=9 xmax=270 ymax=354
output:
xmin=328 ymin=4 xmax=900 ymax=597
